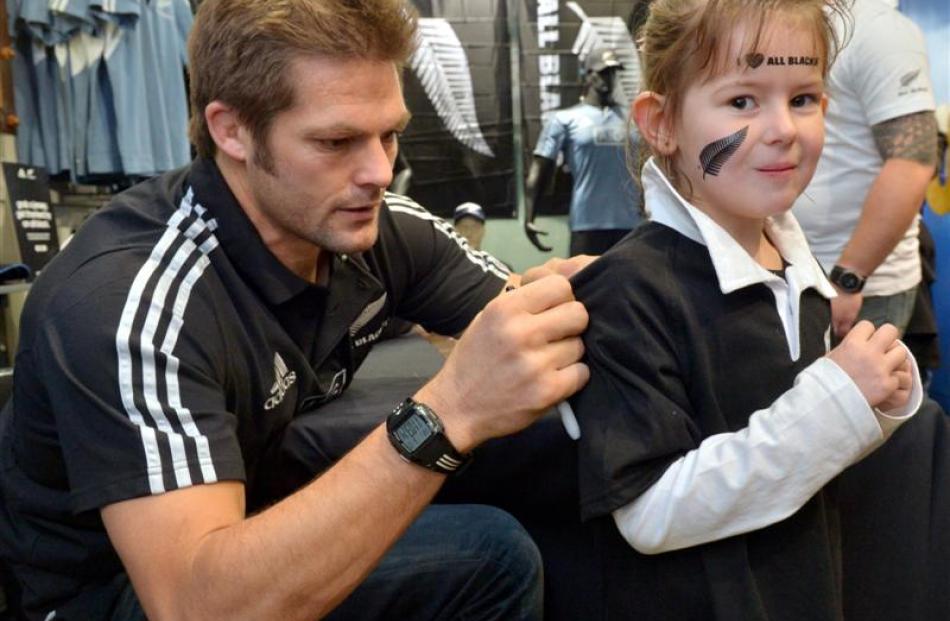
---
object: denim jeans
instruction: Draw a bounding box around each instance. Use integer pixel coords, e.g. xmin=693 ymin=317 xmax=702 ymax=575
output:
xmin=327 ymin=504 xmax=543 ymax=621
xmin=858 ymin=286 xmax=918 ymax=335
xmin=94 ymin=504 xmax=543 ymax=621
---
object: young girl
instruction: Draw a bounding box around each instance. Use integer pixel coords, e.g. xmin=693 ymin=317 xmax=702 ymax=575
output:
xmin=568 ymin=0 xmax=923 ymax=618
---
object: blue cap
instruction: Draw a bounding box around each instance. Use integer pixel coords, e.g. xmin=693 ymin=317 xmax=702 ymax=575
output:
xmin=453 ymin=202 xmax=486 ymax=223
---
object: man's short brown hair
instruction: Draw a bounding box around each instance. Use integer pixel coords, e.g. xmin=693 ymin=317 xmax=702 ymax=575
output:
xmin=188 ymin=0 xmax=418 ymax=166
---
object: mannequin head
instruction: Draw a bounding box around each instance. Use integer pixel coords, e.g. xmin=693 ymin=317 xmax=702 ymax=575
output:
xmin=453 ymin=202 xmax=486 ymax=250
xmin=582 ymin=48 xmax=623 ymax=107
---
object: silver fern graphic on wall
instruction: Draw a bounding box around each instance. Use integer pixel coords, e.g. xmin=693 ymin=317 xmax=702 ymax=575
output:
xmin=410 ymin=18 xmax=494 ymax=158
xmin=566 ymin=2 xmax=641 ymax=107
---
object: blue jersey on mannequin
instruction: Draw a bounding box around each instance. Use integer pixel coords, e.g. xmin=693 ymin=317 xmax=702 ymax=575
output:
xmin=534 ymin=103 xmax=642 ymax=232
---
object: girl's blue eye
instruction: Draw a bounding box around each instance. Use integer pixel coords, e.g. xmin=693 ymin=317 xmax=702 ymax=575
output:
xmin=730 ymin=96 xmax=754 ymax=110
xmin=791 ymin=94 xmax=819 ymax=107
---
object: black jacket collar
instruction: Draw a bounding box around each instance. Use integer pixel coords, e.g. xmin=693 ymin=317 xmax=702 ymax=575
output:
xmin=187 ymin=157 xmax=319 ymax=306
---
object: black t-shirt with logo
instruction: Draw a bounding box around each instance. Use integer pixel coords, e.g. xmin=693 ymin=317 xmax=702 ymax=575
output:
xmin=0 ymin=158 xmax=508 ymax=617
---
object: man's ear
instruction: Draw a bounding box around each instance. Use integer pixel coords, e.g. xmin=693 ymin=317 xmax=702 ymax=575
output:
xmin=205 ymin=101 xmax=251 ymax=163
xmin=632 ymin=91 xmax=676 ymax=155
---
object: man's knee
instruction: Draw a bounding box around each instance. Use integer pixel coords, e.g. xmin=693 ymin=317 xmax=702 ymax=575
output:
xmin=465 ymin=504 xmax=544 ymax=581
xmin=329 ymin=505 xmax=543 ymax=621
xmin=442 ymin=505 xmax=544 ymax=620
xmin=415 ymin=504 xmax=543 ymax=595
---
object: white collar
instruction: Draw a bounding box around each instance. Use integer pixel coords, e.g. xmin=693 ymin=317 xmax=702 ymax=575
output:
xmin=642 ymin=158 xmax=836 ymax=300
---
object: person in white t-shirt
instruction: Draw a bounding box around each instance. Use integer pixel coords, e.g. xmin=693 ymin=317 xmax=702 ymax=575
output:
xmin=792 ymin=0 xmax=938 ymax=337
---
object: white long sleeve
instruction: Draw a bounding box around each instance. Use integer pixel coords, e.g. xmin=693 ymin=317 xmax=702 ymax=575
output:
xmin=613 ymin=350 xmax=923 ymax=555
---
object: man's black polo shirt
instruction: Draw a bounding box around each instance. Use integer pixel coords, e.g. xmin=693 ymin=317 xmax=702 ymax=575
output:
xmin=0 ymin=157 xmax=508 ymax=617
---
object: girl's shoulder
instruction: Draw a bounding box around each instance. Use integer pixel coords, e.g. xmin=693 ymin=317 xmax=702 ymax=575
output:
xmin=573 ymin=222 xmax=711 ymax=291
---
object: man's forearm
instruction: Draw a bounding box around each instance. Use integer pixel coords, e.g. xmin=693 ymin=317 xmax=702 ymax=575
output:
xmin=836 ymin=158 xmax=934 ymax=276
xmin=182 ymin=428 xmax=443 ymax=620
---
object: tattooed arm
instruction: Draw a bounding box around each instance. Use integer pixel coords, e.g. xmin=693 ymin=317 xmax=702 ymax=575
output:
xmin=831 ymin=110 xmax=937 ymax=335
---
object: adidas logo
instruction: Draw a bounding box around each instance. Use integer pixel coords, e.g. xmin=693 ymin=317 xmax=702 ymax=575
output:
xmin=264 ymin=353 xmax=297 ymax=411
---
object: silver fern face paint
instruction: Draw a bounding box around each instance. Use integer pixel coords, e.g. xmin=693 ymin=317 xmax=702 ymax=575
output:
xmin=700 ymin=126 xmax=749 ymax=179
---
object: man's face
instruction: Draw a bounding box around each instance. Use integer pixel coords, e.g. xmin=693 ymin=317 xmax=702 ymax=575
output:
xmin=240 ymin=56 xmax=411 ymax=261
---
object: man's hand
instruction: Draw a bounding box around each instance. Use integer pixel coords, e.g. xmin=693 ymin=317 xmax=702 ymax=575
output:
xmin=525 ymin=222 xmax=552 ymax=252
xmin=831 ymin=291 xmax=863 ymax=338
xmin=416 ymin=274 xmax=589 ymax=452
xmin=521 ymin=255 xmax=597 ymax=286
xmin=825 ymin=320 xmax=907 ymax=407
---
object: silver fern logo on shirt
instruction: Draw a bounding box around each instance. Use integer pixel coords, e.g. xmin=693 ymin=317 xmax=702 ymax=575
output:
xmin=898 ymin=68 xmax=929 ymax=97
xmin=900 ymin=69 xmax=921 ymax=87
xmin=351 ymin=293 xmax=390 ymax=348
xmin=264 ymin=353 xmax=297 ymax=410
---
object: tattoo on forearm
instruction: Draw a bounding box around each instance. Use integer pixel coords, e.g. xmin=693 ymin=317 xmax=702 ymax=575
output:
xmin=871 ymin=111 xmax=939 ymax=166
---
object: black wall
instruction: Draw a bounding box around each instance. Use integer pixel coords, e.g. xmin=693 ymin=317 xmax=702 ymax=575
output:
xmin=400 ymin=0 xmax=646 ymax=219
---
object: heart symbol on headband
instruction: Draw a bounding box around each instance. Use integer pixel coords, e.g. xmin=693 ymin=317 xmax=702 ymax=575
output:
xmin=745 ymin=53 xmax=764 ymax=69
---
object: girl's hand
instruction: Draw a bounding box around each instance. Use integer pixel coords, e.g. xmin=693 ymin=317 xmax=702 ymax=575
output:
xmin=876 ymin=357 xmax=913 ymax=412
xmin=825 ymin=320 xmax=906 ymax=407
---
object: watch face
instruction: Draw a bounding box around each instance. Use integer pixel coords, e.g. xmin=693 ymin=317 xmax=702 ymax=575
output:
xmin=394 ymin=413 xmax=433 ymax=452
xmin=840 ymin=272 xmax=859 ymax=291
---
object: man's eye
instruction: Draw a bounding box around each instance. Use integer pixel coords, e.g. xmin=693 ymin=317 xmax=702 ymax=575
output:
xmin=316 ymin=138 xmax=349 ymax=150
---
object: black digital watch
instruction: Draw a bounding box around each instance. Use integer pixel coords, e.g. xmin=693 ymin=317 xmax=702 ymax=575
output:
xmin=386 ymin=398 xmax=471 ymax=475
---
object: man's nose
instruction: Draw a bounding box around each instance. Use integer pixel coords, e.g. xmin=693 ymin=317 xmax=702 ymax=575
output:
xmin=355 ymin=138 xmax=395 ymax=189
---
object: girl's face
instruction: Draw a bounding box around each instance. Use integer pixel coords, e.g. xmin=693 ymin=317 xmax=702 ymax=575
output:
xmin=671 ymin=14 xmax=826 ymax=240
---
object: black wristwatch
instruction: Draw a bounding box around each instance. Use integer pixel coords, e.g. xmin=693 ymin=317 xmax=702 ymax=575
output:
xmin=387 ymin=398 xmax=471 ymax=475
xmin=829 ymin=265 xmax=866 ymax=293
